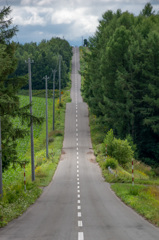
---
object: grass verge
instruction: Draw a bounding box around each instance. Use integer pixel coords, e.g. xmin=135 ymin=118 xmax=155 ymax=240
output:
xmin=111 ymin=184 xmax=159 ymax=227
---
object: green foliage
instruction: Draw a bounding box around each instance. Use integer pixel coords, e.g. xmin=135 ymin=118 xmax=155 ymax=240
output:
xmin=14 ymin=38 xmax=72 ymax=90
xmin=0 ymin=6 xmax=41 ymax=170
xmin=103 ymin=129 xmax=114 ymax=154
xmin=140 ymin=2 xmax=155 ymax=16
xmin=128 ymin=185 xmax=140 ymax=196
xmin=112 ymin=138 xmax=134 ymax=165
xmin=0 ymin=6 xmax=18 ymax=43
xmin=81 ymin=3 xmax=159 ymax=166
xmin=103 ymin=129 xmax=134 ymax=166
xmin=105 ymin=157 xmax=118 ymax=169
xmin=89 ymin=110 xmax=159 ymax=185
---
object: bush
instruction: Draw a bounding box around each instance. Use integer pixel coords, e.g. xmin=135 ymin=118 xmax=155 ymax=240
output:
xmin=104 ymin=129 xmax=134 ymax=166
xmin=105 ymin=157 xmax=118 ymax=169
xmin=112 ymin=138 xmax=134 ymax=165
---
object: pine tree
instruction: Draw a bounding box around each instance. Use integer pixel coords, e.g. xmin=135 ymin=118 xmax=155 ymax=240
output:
xmin=0 ymin=6 xmax=42 ymax=170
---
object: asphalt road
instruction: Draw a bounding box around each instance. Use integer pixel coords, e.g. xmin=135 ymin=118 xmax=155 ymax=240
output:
xmin=0 ymin=47 xmax=159 ymax=240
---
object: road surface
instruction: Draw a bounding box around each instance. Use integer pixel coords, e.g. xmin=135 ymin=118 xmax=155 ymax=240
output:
xmin=0 ymin=47 xmax=159 ymax=240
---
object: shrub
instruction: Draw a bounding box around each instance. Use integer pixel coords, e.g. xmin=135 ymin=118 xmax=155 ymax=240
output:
xmin=103 ymin=129 xmax=134 ymax=166
xmin=112 ymin=138 xmax=134 ymax=166
xmin=126 ymin=134 xmax=138 ymax=159
xmin=105 ymin=157 xmax=118 ymax=169
xmin=103 ymin=129 xmax=114 ymax=155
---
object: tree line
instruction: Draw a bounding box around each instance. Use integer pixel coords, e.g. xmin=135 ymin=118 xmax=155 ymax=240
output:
xmin=81 ymin=3 xmax=159 ymax=166
xmin=0 ymin=6 xmax=72 ymax=171
xmin=13 ymin=37 xmax=72 ymax=90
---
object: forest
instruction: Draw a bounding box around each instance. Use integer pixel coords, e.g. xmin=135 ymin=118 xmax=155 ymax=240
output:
xmin=81 ymin=3 xmax=159 ymax=166
xmin=13 ymin=38 xmax=72 ymax=90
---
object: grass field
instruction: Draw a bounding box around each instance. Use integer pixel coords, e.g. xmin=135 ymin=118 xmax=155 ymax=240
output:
xmin=0 ymin=86 xmax=71 ymax=227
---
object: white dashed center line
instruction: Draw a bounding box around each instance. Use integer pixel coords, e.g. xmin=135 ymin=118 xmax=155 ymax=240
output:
xmin=78 ymin=232 xmax=84 ymax=240
xmin=78 ymin=212 xmax=82 ymax=217
xmin=78 ymin=221 xmax=83 ymax=227
xmin=74 ymin=73 xmax=84 ymax=240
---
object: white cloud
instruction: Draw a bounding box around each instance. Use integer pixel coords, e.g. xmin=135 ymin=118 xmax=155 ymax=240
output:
xmin=12 ymin=6 xmax=51 ymax=26
xmin=3 ymin=0 xmax=159 ymax=44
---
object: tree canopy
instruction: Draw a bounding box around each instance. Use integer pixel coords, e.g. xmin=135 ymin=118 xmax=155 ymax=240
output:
xmin=81 ymin=3 xmax=159 ymax=166
xmin=13 ymin=38 xmax=72 ymax=90
xmin=0 ymin=6 xmax=30 ymax=169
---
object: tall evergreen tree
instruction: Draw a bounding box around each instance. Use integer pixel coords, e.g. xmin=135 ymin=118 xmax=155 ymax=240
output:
xmin=81 ymin=3 xmax=159 ymax=165
xmin=0 ymin=6 xmax=41 ymax=170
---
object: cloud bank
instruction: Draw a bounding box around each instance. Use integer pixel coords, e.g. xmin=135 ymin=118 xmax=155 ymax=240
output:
xmin=0 ymin=0 xmax=159 ymax=45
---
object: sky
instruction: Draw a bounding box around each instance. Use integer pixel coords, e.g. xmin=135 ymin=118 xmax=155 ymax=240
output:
xmin=0 ymin=0 xmax=159 ymax=46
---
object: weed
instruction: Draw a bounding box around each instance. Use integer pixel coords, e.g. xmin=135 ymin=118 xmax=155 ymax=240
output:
xmin=146 ymin=186 xmax=159 ymax=201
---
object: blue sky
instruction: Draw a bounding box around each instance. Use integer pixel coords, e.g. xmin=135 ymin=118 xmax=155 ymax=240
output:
xmin=1 ymin=0 xmax=159 ymax=45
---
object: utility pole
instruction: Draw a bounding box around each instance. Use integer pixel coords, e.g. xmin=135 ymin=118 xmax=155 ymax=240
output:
xmin=52 ymin=69 xmax=57 ymax=130
xmin=25 ymin=58 xmax=35 ymax=181
xmin=0 ymin=117 xmax=3 ymax=198
xmin=43 ymin=75 xmax=49 ymax=158
xmin=59 ymin=55 xmax=61 ymax=104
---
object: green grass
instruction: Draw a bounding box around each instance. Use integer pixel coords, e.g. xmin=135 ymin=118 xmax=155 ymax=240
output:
xmin=111 ymin=184 xmax=159 ymax=227
xmin=0 ymin=88 xmax=71 ymax=227
xmin=13 ymin=95 xmax=47 ymax=160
